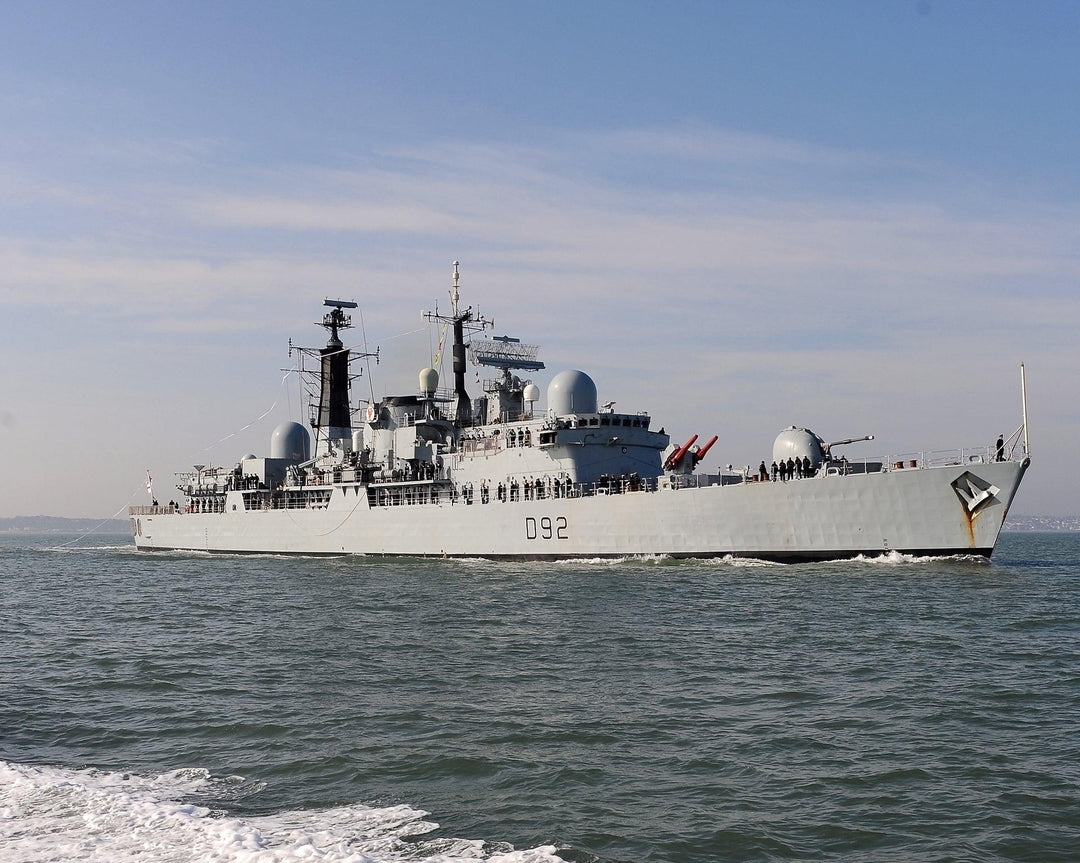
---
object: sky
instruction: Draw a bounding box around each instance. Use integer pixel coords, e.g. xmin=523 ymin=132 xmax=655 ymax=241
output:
xmin=1 ymin=0 xmax=1077 ymax=519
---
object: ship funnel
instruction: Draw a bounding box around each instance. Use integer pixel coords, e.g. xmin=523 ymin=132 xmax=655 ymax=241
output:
xmin=313 ymin=300 xmax=356 ymax=454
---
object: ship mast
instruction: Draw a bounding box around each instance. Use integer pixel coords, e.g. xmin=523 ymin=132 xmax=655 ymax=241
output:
xmin=289 ymin=298 xmax=377 ymax=458
xmin=425 ymin=262 xmax=491 ymax=427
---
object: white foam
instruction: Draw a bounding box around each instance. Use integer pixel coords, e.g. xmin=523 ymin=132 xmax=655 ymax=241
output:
xmin=714 ymin=554 xmax=783 ymax=568
xmin=0 ymin=761 xmax=564 ymax=863
xmin=839 ymin=549 xmax=990 ymax=566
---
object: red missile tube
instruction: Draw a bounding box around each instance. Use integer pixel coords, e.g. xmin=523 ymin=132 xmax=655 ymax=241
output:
xmin=691 ymin=435 xmax=719 ymax=466
xmin=663 ymin=434 xmax=699 ymax=471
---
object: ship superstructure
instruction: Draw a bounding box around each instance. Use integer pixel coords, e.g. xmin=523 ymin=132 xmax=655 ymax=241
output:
xmin=131 ymin=264 xmax=1029 ymax=561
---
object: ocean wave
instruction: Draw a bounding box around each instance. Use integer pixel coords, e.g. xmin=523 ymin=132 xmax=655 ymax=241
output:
xmin=44 ymin=543 xmax=139 ymax=553
xmin=0 ymin=760 xmax=564 ymax=863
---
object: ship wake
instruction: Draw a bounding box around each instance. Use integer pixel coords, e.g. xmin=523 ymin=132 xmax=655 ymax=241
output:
xmin=0 ymin=760 xmax=563 ymax=863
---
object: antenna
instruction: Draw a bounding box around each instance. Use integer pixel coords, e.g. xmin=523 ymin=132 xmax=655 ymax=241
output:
xmin=423 ymin=262 xmax=492 ymax=426
xmin=470 ymin=335 xmax=545 ymax=371
xmin=320 ymin=298 xmax=357 ymax=346
xmin=1020 ymin=362 xmax=1029 ymax=456
xmin=450 ymin=261 xmax=460 ymax=318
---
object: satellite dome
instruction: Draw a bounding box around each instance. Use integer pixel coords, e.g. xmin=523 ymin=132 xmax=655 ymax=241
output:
xmin=523 ymin=383 xmax=540 ymax=404
xmin=271 ymin=421 xmax=311 ymax=461
xmin=772 ymin=426 xmax=825 ymax=469
xmin=419 ymin=367 xmax=439 ymax=397
xmin=547 ymin=369 xmax=598 ymax=416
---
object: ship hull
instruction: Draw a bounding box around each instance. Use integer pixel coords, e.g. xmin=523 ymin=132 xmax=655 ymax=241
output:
xmin=131 ymin=459 xmax=1027 ymax=562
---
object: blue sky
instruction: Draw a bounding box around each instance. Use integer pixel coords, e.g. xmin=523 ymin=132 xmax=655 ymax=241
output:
xmin=2 ymin=1 xmax=1077 ymax=518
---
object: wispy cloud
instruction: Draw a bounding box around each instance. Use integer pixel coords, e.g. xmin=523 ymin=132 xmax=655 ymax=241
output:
xmin=178 ymin=133 xmax=1078 ymax=288
xmin=191 ymin=196 xmax=459 ymax=234
xmin=2 ymin=126 xmax=1077 ymax=353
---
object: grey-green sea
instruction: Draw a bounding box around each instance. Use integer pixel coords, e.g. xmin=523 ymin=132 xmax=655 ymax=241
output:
xmin=2 ymin=531 xmax=1078 ymax=862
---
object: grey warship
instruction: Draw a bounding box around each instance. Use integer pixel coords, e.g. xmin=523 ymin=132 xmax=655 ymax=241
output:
xmin=130 ymin=263 xmax=1030 ymax=561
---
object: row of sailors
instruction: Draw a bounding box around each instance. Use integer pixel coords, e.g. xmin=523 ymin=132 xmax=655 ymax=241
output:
xmin=495 ymin=475 xmax=573 ymax=502
xmin=504 ymin=427 xmax=533 ymax=448
xmin=758 ymin=456 xmax=815 ymax=482
xmin=447 ymin=473 xmax=645 ymax=505
xmin=185 ymin=497 xmax=225 ymax=513
xmin=372 ymin=475 xmax=576 ymax=507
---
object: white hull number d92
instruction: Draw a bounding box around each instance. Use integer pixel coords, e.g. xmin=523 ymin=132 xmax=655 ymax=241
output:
xmin=525 ymin=516 xmax=569 ymax=541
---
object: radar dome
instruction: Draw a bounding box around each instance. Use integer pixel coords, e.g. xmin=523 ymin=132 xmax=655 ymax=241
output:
xmin=523 ymin=383 xmax=540 ymax=404
xmin=772 ymin=426 xmax=825 ymax=470
xmin=271 ymin=421 xmax=311 ymax=461
xmin=547 ymin=369 xmax=598 ymax=416
xmin=419 ymin=367 xmax=439 ymax=396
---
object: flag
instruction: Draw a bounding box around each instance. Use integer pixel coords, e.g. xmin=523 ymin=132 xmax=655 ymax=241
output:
xmin=146 ymin=469 xmax=154 ymax=499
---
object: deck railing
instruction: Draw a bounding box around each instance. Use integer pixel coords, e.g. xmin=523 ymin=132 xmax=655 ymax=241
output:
xmin=129 ymin=505 xmax=180 ymax=515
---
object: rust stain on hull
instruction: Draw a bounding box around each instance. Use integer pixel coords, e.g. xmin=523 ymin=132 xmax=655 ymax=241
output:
xmin=961 ymin=505 xmax=976 ymax=547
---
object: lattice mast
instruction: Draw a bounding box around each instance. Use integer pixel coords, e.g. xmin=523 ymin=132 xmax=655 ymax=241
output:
xmin=424 ymin=262 xmax=492 ymax=427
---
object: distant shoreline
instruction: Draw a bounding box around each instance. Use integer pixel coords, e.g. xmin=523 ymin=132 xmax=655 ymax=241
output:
xmin=2 ymin=515 xmax=1077 ymax=534
xmin=0 ymin=517 xmax=130 ymax=534
xmin=1002 ymin=516 xmax=1080 ymax=532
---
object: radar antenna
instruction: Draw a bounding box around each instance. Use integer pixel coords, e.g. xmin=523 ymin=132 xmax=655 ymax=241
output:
xmin=470 ymin=335 xmax=545 ymax=372
xmin=469 ymin=333 xmax=545 ymax=425
xmin=320 ymin=298 xmax=358 ymax=347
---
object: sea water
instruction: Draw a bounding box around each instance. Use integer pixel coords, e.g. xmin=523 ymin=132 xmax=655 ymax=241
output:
xmin=1 ymin=532 xmax=1077 ymax=862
